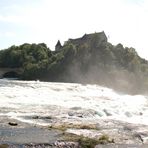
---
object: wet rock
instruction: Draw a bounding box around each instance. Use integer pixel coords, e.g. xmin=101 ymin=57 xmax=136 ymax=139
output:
xmin=8 ymin=122 xmax=18 ymax=126
xmin=68 ymin=109 xmax=97 ymax=118
xmin=70 ymin=107 xmax=82 ymax=110
xmin=123 ymin=126 xmax=132 ymax=131
xmin=68 ymin=112 xmax=74 ymax=116
xmin=133 ymin=133 xmax=144 ymax=143
xmin=103 ymin=109 xmax=112 ymax=116
xmin=67 ymin=111 xmax=83 ymax=118
xmin=44 ymin=116 xmax=53 ymax=119
xmin=54 ymin=141 xmax=79 ymax=148
xmin=125 ymin=111 xmax=132 ymax=117
xmin=134 ymin=133 xmax=148 ymax=144
xmin=77 ymin=114 xmax=83 ymax=118
xmin=32 ymin=115 xmax=39 ymax=119
xmin=139 ymin=112 xmax=143 ymax=116
xmin=24 ymin=143 xmax=53 ymax=147
xmin=32 ymin=115 xmax=53 ymax=120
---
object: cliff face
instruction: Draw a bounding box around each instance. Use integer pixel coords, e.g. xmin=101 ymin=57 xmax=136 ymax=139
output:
xmin=53 ymin=32 xmax=148 ymax=94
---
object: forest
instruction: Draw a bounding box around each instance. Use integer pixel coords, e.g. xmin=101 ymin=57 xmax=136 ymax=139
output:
xmin=0 ymin=31 xmax=148 ymax=94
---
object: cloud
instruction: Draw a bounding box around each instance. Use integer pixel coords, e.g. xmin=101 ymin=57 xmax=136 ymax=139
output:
xmin=0 ymin=0 xmax=148 ymax=59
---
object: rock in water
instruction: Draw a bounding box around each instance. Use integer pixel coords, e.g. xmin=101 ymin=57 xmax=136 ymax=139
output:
xmin=8 ymin=122 xmax=18 ymax=126
xmin=103 ymin=109 xmax=112 ymax=116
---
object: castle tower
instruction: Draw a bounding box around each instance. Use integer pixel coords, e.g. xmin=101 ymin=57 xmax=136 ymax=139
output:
xmin=55 ymin=40 xmax=62 ymax=51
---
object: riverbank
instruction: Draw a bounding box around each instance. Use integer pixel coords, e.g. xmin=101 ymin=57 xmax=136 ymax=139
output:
xmin=0 ymin=116 xmax=62 ymax=146
xmin=1 ymin=116 xmax=148 ymax=147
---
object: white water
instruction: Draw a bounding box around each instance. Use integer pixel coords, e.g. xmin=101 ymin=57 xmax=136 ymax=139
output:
xmin=0 ymin=79 xmax=148 ymax=126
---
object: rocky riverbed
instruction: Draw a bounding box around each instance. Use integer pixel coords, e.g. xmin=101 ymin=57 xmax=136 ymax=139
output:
xmin=1 ymin=116 xmax=148 ymax=147
xmin=1 ymin=80 xmax=148 ymax=147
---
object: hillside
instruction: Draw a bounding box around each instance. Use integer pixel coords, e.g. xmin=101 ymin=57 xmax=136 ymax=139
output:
xmin=0 ymin=32 xmax=148 ymax=94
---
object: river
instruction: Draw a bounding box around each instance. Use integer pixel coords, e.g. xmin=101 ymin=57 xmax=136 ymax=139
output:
xmin=1 ymin=79 xmax=148 ymax=146
xmin=0 ymin=79 xmax=148 ymax=126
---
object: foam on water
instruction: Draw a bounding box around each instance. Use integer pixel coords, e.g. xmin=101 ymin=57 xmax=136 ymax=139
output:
xmin=0 ymin=79 xmax=148 ymax=126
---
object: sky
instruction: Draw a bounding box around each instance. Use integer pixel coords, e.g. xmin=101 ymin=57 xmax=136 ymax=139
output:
xmin=0 ymin=0 xmax=148 ymax=59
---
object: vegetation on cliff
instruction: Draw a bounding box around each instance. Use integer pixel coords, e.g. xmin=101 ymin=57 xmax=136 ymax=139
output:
xmin=0 ymin=31 xmax=148 ymax=94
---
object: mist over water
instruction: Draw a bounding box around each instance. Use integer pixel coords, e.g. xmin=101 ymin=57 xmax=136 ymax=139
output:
xmin=0 ymin=79 xmax=148 ymax=126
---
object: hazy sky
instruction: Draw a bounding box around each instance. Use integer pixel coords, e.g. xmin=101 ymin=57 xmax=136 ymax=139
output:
xmin=0 ymin=0 xmax=148 ymax=59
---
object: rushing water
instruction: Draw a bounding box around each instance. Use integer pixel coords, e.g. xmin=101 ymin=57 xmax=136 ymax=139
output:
xmin=0 ymin=79 xmax=148 ymax=126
